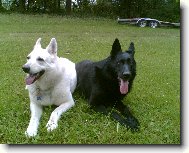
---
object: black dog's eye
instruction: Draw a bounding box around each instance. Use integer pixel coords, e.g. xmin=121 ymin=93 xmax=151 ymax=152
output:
xmin=117 ymin=60 xmax=124 ymax=65
xmin=37 ymin=57 xmax=44 ymax=62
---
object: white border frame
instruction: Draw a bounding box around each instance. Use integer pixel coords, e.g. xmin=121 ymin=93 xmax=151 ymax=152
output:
xmin=1 ymin=0 xmax=187 ymax=153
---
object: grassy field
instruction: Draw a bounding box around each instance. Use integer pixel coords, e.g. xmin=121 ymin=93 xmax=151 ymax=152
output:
xmin=0 ymin=13 xmax=180 ymax=144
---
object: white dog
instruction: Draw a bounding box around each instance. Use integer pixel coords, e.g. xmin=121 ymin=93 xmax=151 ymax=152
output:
xmin=22 ymin=38 xmax=77 ymax=137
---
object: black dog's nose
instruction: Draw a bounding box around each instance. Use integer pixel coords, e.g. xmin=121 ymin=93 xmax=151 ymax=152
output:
xmin=22 ymin=65 xmax=30 ymax=73
xmin=122 ymin=72 xmax=131 ymax=80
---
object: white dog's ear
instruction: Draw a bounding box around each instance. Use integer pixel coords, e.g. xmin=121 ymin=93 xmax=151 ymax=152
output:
xmin=34 ymin=38 xmax=42 ymax=48
xmin=46 ymin=38 xmax=57 ymax=55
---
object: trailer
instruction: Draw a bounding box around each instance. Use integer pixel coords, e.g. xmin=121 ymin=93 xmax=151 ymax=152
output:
xmin=117 ymin=18 xmax=180 ymax=28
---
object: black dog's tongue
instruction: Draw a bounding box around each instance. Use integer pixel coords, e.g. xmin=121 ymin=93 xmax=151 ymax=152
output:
xmin=120 ymin=79 xmax=129 ymax=94
xmin=25 ymin=74 xmax=37 ymax=85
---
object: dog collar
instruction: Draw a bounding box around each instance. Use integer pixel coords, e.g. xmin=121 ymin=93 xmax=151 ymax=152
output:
xmin=36 ymin=88 xmax=42 ymax=100
xmin=37 ymin=96 xmax=42 ymax=101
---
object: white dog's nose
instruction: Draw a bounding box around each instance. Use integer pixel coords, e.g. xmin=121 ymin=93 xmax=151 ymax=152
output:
xmin=22 ymin=65 xmax=30 ymax=73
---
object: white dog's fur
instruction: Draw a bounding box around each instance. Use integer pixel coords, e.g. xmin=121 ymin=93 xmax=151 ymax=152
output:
xmin=23 ymin=38 xmax=77 ymax=137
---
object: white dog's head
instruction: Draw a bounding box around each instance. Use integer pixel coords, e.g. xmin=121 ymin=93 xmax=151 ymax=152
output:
xmin=22 ymin=38 xmax=58 ymax=85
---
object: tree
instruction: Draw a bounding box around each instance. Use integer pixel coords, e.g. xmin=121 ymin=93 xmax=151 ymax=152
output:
xmin=8 ymin=0 xmax=180 ymax=22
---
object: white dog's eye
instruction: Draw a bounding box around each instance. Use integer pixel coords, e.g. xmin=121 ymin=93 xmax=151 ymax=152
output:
xmin=37 ymin=57 xmax=44 ymax=62
xmin=27 ymin=56 xmax=30 ymax=60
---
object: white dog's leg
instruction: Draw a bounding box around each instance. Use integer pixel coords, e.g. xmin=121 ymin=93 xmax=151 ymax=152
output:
xmin=46 ymin=97 xmax=74 ymax=132
xmin=25 ymin=102 xmax=42 ymax=137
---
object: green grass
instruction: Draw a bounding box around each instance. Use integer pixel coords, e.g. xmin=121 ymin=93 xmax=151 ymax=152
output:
xmin=0 ymin=13 xmax=180 ymax=144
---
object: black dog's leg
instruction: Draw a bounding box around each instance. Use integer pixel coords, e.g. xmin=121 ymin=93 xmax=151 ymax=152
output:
xmin=89 ymin=92 xmax=109 ymax=115
xmin=114 ymin=102 xmax=140 ymax=132
xmin=93 ymin=105 xmax=109 ymax=115
xmin=110 ymin=111 xmax=127 ymax=125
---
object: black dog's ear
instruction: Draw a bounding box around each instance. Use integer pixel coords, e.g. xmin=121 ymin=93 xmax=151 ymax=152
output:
xmin=127 ymin=42 xmax=135 ymax=56
xmin=110 ymin=38 xmax=122 ymax=59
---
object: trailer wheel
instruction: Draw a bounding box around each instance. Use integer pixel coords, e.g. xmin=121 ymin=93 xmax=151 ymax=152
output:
xmin=137 ymin=20 xmax=147 ymax=27
xmin=149 ymin=21 xmax=159 ymax=28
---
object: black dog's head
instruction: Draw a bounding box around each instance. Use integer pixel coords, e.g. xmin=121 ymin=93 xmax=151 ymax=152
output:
xmin=110 ymin=38 xmax=136 ymax=94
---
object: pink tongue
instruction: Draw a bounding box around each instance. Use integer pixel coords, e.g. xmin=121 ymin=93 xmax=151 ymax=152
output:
xmin=25 ymin=75 xmax=36 ymax=85
xmin=120 ymin=79 xmax=129 ymax=94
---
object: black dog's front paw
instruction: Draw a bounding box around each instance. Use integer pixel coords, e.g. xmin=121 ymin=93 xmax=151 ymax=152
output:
xmin=121 ymin=106 xmax=140 ymax=132
xmin=124 ymin=116 xmax=140 ymax=132
xmin=111 ymin=111 xmax=140 ymax=132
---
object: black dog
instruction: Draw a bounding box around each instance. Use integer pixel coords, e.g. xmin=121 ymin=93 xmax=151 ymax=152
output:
xmin=76 ymin=38 xmax=139 ymax=131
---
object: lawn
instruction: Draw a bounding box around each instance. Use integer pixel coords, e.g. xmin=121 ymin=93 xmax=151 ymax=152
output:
xmin=0 ymin=13 xmax=180 ymax=144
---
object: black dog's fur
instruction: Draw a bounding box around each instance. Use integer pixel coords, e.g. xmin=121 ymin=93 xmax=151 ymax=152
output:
xmin=76 ymin=39 xmax=139 ymax=131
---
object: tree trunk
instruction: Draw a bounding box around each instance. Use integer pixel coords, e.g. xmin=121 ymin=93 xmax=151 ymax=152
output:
xmin=19 ymin=0 xmax=26 ymax=12
xmin=66 ymin=0 xmax=71 ymax=15
xmin=57 ymin=0 xmax=60 ymax=10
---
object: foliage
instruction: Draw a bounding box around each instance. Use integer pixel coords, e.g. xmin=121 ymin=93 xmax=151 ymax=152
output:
xmin=0 ymin=0 xmax=180 ymax=22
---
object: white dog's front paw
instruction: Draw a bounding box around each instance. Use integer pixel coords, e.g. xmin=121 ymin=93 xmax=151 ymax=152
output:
xmin=46 ymin=120 xmax=58 ymax=132
xmin=25 ymin=128 xmax=37 ymax=137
